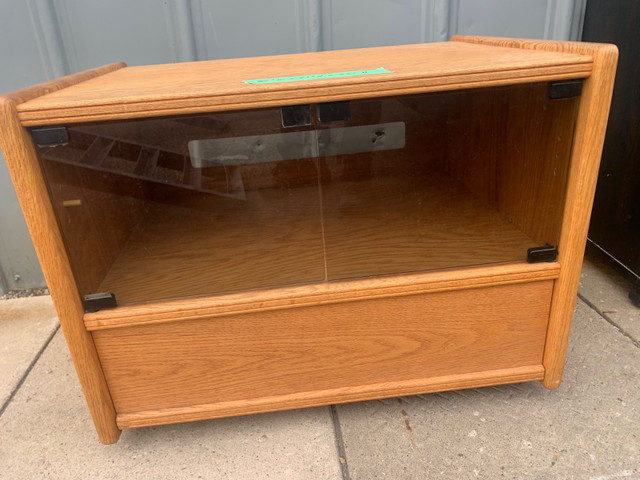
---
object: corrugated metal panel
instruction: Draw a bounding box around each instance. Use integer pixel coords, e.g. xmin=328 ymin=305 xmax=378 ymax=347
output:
xmin=0 ymin=1 xmax=54 ymax=293
xmin=190 ymin=0 xmax=316 ymax=58
xmin=322 ymin=0 xmax=447 ymax=49
xmin=0 ymin=0 xmax=585 ymax=294
xmin=453 ymin=0 xmax=585 ymax=40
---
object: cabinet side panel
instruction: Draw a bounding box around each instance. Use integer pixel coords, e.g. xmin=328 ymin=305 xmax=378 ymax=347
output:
xmin=543 ymin=43 xmax=618 ymax=387
xmin=452 ymin=36 xmax=618 ymax=387
xmin=0 ymin=98 xmax=120 ymax=444
xmin=499 ymin=83 xmax=578 ymax=246
xmin=94 ymin=280 xmax=552 ymax=415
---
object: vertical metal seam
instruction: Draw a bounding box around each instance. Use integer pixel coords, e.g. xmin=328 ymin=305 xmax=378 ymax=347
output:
xmin=447 ymin=0 xmax=460 ymax=39
xmin=0 ymin=255 xmax=8 ymax=295
xmin=172 ymin=0 xmax=198 ymax=62
xmin=160 ymin=1 xmax=178 ymax=62
xmin=320 ymin=0 xmax=333 ymax=51
xmin=294 ymin=1 xmax=304 ymax=52
xmin=434 ymin=0 xmax=452 ymax=42
xmin=49 ymin=0 xmax=79 ymax=73
xmin=297 ymin=0 xmax=322 ymax=53
xmin=25 ymin=0 xmax=53 ymax=78
xmin=309 ymin=0 xmax=323 ymax=52
xmin=543 ymin=0 xmax=558 ymax=39
xmin=569 ymin=0 xmax=587 ymax=41
xmin=545 ymin=0 xmax=580 ymax=40
xmin=419 ymin=0 xmax=428 ymax=43
xmin=27 ymin=0 xmax=70 ymax=77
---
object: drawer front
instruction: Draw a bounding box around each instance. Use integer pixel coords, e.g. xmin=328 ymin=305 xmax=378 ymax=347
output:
xmin=93 ymin=280 xmax=552 ymax=417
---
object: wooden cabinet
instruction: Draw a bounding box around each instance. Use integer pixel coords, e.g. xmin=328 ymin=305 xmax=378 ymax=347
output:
xmin=0 ymin=36 xmax=617 ymax=444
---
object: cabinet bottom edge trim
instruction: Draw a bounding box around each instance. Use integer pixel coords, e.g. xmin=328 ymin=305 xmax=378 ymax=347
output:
xmin=116 ymin=364 xmax=544 ymax=429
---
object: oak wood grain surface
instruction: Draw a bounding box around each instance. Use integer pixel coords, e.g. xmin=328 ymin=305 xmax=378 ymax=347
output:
xmin=497 ymin=83 xmax=577 ymax=245
xmin=321 ymin=172 xmax=536 ymax=280
xmin=15 ymin=42 xmax=592 ymax=125
xmin=4 ymin=62 xmax=125 ymax=106
xmin=442 ymin=83 xmax=579 ymax=246
xmin=93 ymin=280 xmax=552 ymax=415
xmin=98 ymin=185 xmax=326 ymax=304
xmin=84 ymin=261 xmax=559 ymax=331
xmin=117 ymin=365 xmax=544 ymax=429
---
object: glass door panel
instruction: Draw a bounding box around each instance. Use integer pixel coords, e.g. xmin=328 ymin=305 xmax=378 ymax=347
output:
xmin=36 ymin=108 xmax=326 ymax=305
xmin=34 ymin=82 xmax=579 ymax=308
xmin=318 ymin=84 xmax=578 ymax=280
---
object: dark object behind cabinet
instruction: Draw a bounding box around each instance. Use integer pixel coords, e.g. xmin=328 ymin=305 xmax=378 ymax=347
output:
xmin=582 ymin=0 xmax=640 ymax=303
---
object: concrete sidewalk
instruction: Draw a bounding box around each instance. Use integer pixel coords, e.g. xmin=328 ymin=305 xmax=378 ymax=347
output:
xmin=1 ymin=255 xmax=638 ymax=479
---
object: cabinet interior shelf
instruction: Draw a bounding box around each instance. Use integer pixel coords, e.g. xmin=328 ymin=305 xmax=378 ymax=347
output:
xmin=97 ymin=171 xmax=538 ymax=305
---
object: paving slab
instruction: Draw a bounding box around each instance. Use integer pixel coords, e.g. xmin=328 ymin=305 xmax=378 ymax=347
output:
xmin=336 ymin=298 xmax=640 ymax=480
xmin=579 ymin=255 xmax=640 ymax=343
xmin=0 ymin=296 xmax=58 ymax=408
xmin=0 ymin=331 xmax=343 ymax=480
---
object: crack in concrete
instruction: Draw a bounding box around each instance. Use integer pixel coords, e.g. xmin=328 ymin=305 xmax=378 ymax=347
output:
xmin=330 ymin=405 xmax=351 ymax=480
xmin=578 ymin=293 xmax=640 ymax=349
xmin=0 ymin=324 xmax=60 ymax=419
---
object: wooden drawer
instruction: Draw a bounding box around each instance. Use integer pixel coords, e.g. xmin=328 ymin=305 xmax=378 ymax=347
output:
xmin=93 ymin=280 xmax=552 ymax=428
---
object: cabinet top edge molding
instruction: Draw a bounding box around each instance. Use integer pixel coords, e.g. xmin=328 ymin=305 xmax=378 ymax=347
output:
xmin=3 ymin=38 xmax=595 ymax=126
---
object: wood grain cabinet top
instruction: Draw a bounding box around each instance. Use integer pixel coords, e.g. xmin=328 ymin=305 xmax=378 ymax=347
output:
xmin=12 ymin=40 xmax=594 ymax=125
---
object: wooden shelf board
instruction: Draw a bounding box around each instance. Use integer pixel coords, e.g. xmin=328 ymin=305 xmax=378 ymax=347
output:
xmin=94 ymin=171 xmax=540 ymax=312
xmin=15 ymin=42 xmax=592 ymax=125
xmin=322 ymin=173 xmax=537 ymax=280
xmin=98 ymin=185 xmax=327 ymax=305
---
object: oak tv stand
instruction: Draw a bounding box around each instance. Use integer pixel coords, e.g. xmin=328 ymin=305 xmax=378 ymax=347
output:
xmin=0 ymin=36 xmax=617 ymax=444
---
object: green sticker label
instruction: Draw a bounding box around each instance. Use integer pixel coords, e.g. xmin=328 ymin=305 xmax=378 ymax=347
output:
xmin=244 ymin=67 xmax=392 ymax=85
